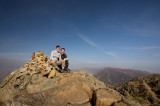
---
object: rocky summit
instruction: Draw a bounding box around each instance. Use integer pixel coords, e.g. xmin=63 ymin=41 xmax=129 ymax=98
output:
xmin=0 ymin=51 xmax=140 ymax=106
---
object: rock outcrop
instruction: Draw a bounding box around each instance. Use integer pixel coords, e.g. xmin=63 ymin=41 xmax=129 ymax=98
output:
xmin=115 ymin=74 xmax=160 ymax=106
xmin=0 ymin=51 xmax=140 ymax=106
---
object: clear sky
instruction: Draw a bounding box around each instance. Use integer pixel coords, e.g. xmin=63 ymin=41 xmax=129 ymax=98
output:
xmin=0 ymin=0 xmax=160 ymax=73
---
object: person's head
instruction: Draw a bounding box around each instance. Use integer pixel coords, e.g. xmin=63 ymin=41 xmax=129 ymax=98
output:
xmin=61 ymin=48 xmax=65 ymax=54
xmin=56 ymin=45 xmax=60 ymax=52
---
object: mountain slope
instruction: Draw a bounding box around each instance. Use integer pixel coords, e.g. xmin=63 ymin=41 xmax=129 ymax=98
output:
xmin=0 ymin=58 xmax=25 ymax=82
xmin=0 ymin=51 xmax=140 ymax=106
xmin=94 ymin=67 xmax=151 ymax=86
xmin=115 ymin=74 xmax=160 ymax=105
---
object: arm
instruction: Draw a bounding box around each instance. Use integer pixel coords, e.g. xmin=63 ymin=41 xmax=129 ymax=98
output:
xmin=50 ymin=51 xmax=54 ymax=60
xmin=64 ymin=57 xmax=68 ymax=61
xmin=59 ymin=53 xmax=62 ymax=60
xmin=64 ymin=54 xmax=68 ymax=61
xmin=50 ymin=51 xmax=57 ymax=61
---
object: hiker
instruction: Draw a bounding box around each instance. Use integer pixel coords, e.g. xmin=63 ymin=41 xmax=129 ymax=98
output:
xmin=60 ymin=48 xmax=69 ymax=72
xmin=49 ymin=45 xmax=65 ymax=71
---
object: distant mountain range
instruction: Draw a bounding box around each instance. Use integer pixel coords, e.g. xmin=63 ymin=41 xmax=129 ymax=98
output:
xmin=94 ymin=67 xmax=151 ymax=86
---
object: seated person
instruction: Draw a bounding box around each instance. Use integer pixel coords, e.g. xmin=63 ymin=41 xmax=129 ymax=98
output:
xmin=60 ymin=48 xmax=69 ymax=71
xmin=49 ymin=45 xmax=65 ymax=71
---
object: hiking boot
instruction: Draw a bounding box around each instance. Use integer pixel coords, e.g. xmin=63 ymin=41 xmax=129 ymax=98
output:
xmin=65 ymin=69 xmax=70 ymax=73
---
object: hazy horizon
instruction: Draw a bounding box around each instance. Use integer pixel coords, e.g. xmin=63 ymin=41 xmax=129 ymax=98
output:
xmin=0 ymin=0 xmax=160 ymax=75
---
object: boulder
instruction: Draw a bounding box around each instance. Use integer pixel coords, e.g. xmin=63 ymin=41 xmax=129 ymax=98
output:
xmin=94 ymin=88 xmax=122 ymax=106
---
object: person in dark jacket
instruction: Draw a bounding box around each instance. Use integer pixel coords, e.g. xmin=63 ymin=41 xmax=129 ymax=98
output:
xmin=60 ymin=48 xmax=69 ymax=71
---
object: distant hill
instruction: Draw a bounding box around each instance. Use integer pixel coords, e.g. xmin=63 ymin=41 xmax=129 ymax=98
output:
xmin=94 ymin=67 xmax=151 ymax=86
xmin=115 ymin=74 xmax=160 ymax=105
xmin=73 ymin=67 xmax=102 ymax=74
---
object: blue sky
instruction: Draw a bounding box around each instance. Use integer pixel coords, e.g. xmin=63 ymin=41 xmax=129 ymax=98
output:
xmin=0 ymin=0 xmax=160 ymax=73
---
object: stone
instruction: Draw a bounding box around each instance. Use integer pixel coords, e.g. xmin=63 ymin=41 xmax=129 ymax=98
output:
xmin=94 ymin=88 xmax=122 ymax=106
